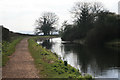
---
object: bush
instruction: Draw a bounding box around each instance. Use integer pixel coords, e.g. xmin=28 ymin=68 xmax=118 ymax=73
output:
xmin=64 ymin=61 xmax=67 ymax=66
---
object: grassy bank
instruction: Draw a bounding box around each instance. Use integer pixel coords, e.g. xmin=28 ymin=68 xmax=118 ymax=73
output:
xmin=2 ymin=37 xmax=24 ymax=66
xmin=28 ymin=37 xmax=92 ymax=79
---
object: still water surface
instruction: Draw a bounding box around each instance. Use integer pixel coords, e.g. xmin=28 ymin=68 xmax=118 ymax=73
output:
xmin=37 ymin=37 xmax=119 ymax=78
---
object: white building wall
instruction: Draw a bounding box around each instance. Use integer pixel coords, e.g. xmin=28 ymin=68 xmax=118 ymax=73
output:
xmin=118 ymin=1 xmax=120 ymax=14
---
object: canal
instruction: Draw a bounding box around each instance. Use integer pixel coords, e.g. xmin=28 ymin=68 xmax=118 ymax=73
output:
xmin=37 ymin=37 xmax=119 ymax=78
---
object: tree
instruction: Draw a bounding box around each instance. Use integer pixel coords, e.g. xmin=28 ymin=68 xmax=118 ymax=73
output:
xmin=61 ymin=2 xmax=104 ymax=41
xmin=86 ymin=12 xmax=120 ymax=46
xmin=35 ymin=12 xmax=58 ymax=35
xmin=72 ymin=2 xmax=104 ymax=24
xmin=71 ymin=2 xmax=104 ymax=38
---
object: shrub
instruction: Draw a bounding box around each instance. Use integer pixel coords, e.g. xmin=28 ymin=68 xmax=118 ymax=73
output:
xmin=64 ymin=61 xmax=67 ymax=66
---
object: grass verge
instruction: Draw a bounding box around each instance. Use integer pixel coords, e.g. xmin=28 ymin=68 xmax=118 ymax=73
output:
xmin=2 ymin=37 xmax=24 ymax=66
xmin=28 ymin=37 xmax=92 ymax=79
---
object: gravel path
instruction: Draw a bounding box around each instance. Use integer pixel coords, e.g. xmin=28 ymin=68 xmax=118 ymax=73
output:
xmin=2 ymin=38 xmax=39 ymax=78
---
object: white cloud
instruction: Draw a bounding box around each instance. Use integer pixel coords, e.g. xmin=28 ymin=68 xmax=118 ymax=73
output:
xmin=0 ymin=0 xmax=119 ymax=33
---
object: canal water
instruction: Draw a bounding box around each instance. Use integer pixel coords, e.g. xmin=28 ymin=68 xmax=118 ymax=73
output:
xmin=37 ymin=37 xmax=119 ymax=79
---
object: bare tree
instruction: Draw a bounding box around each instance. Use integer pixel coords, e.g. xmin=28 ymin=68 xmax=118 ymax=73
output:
xmin=91 ymin=2 xmax=104 ymax=14
xmin=70 ymin=2 xmax=104 ymax=38
xmin=35 ymin=12 xmax=58 ymax=35
xmin=71 ymin=2 xmax=104 ymax=24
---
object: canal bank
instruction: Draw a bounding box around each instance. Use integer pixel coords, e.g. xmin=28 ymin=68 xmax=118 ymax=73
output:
xmin=28 ymin=37 xmax=92 ymax=79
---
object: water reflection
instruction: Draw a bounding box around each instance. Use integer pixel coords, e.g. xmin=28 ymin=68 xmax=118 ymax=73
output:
xmin=37 ymin=38 xmax=119 ymax=78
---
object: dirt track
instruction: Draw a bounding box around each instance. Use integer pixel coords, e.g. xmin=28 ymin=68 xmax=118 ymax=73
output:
xmin=2 ymin=38 xmax=39 ymax=78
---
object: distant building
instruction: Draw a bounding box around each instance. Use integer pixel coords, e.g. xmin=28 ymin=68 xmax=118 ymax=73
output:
xmin=118 ymin=1 xmax=120 ymax=14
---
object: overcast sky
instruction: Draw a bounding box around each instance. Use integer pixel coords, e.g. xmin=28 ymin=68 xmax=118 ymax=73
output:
xmin=0 ymin=0 xmax=119 ymax=34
